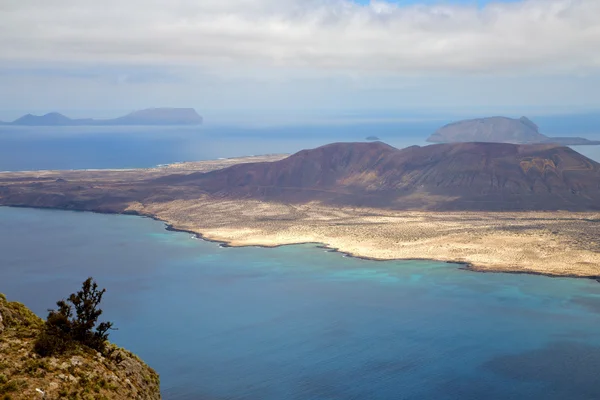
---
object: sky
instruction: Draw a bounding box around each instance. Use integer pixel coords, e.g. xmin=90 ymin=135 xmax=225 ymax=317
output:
xmin=1 ymin=0 xmax=599 ymax=120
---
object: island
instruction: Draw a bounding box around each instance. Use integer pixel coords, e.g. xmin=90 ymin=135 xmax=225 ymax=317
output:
xmin=0 ymin=108 xmax=203 ymax=126
xmin=365 ymin=136 xmax=380 ymax=141
xmin=1 ymin=142 xmax=599 ymax=278
xmin=428 ymin=116 xmax=600 ymax=145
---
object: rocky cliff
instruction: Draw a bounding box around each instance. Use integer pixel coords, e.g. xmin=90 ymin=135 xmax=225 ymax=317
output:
xmin=0 ymin=293 xmax=160 ymax=399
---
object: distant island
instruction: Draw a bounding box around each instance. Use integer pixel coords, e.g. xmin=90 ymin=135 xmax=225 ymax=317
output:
xmin=0 ymin=108 xmax=203 ymax=126
xmin=365 ymin=136 xmax=380 ymax=141
xmin=428 ymin=116 xmax=600 ymax=146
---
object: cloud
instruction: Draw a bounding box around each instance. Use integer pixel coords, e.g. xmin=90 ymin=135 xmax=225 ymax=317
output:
xmin=1 ymin=0 xmax=599 ymax=75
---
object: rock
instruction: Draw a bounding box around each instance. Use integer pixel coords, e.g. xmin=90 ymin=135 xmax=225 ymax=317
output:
xmin=57 ymin=373 xmax=77 ymax=383
xmin=0 ymin=293 xmax=161 ymax=399
xmin=70 ymin=356 xmax=83 ymax=367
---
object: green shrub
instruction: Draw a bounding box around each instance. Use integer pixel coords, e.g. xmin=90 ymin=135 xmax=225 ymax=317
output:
xmin=0 ymin=380 xmax=24 ymax=394
xmin=34 ymin=278 xmax=114 ymax=357
xmin=34 ymin=328 xmax=73 ymax=357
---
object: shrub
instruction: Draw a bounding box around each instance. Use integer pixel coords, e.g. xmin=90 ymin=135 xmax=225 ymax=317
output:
xmin=0 ymin=379 xmax=24 ymax=394
xmin=34 ymin=278 xmax=114 ymax=357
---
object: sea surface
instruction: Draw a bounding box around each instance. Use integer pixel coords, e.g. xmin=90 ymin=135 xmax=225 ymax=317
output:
xmin=2 ymin=207 xmax=600 ymax=399
xmin=1 ymin=115 xmax=599 ymax=171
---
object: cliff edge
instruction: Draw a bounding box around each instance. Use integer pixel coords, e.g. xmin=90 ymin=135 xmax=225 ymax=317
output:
xmin=0 ymin=293 xmax=160 ymax=399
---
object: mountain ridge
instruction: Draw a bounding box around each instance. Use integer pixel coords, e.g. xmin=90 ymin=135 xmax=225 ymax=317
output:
xmin=157 ymin=141 xmax=600 ymax=211
xmin=1 ymin=141 xmax=599 ymax=211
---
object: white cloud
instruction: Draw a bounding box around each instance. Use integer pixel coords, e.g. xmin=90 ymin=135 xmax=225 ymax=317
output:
xmin=0 ymin=0 xmax=599 ymax=75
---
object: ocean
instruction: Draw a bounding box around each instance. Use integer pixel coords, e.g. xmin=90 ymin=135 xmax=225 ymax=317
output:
xmin=2 ymin=207 xmax=600 ymax=399
xmin=0 ymin=122 xmax=435 ymax=171
xmin=1 ymin=116 xmax=599 ymax=171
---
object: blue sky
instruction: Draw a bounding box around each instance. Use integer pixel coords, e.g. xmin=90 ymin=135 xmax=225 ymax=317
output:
xmin=1 ymin=0 xmax=599 ymax=121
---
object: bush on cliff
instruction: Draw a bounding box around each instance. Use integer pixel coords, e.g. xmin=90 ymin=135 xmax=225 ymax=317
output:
xmin=35 ymin=277 xmax=114 ymax=356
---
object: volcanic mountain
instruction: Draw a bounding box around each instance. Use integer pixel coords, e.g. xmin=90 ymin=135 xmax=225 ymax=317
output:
xmin=159 ymin=141 xmax=600 ymax=210
xmin=1 ymin=142 xmax=600 ymax=212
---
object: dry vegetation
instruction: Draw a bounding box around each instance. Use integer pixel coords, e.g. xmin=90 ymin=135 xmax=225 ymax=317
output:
xmin=0 ymin=294 xmax=160 ymax=400
xmin=0 ymin=154 xmax=288 ymax=181
xmin=127 ymin=198 xmax=600 ymax=278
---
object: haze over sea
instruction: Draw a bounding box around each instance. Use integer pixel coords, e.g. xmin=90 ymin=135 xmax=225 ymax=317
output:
xmin=1 ymin=113 xmax=600 ymax=171
xmin=2 ymin=116 xmax=600 ymax=399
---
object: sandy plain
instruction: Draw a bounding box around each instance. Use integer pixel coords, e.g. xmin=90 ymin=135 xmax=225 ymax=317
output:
xmin=126 ymin=198 xmax=600 ymax=278
xmin=2 ymin=155 xmax=600 ymax=278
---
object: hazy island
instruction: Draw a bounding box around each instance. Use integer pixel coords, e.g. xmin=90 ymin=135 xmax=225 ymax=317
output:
xmin=1 ymin=142 xmax=599 ymax=278
xmin=428 ymin=116 xmax=600 ymax=146
xmin=0 ymin=108 xmax=203 ymax=127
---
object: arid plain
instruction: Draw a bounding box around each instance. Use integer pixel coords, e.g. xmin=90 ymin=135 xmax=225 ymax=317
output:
xmin=1 ymin=154 xmax=599 ymax=279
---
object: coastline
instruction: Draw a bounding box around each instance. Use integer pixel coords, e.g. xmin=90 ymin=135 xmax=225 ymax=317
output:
xmin=5 ymin=204 xmax=600 ymax=282
xmin=160 ymin=214 xmax=600 ymax=282
xmin=1 ymin=150 xmax=598 ymax=281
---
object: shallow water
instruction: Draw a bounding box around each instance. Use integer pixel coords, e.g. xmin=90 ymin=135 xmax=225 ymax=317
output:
xmin=1 ymin=207 xmax=600 ymax=399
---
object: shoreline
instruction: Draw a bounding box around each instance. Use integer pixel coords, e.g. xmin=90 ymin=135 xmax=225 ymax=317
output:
xmin=5 ymin=204 xmax=600 ymax=282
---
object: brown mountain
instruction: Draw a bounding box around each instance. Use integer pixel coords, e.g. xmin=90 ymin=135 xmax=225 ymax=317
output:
xmin=1 ymin=142 xmax=600 ymax=212
xmin=158 ymin=142 xmax=600 ymax=211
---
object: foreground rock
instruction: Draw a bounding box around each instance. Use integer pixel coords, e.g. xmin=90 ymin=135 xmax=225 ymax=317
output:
xmin=0 ymin=294 xmax=160 ymax=399
xmin=428 ymin=116 xmax=600 ymax=146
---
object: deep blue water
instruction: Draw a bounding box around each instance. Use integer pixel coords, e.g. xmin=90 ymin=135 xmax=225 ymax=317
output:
xmin=0 ymin=123 xmax=435 ymax=171
xmin=2 ymin=207 xmax=600 ymax=399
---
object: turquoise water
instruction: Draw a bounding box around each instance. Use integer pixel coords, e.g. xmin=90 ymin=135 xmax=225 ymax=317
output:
xmin=2 ymin=207 xmax=600 ymax=399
